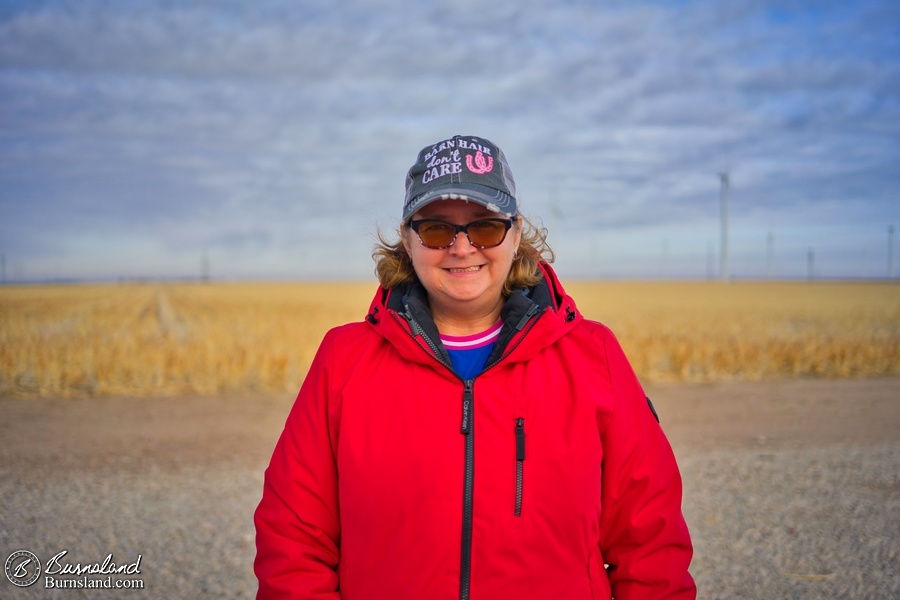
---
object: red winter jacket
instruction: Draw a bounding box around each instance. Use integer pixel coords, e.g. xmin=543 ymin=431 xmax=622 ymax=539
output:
xmin=255 ymin=263 xmax=695 ymax=599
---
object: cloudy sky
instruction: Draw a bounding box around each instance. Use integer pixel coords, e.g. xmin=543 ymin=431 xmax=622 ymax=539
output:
xmin=1 ymin=0 xmax=898 ymax=282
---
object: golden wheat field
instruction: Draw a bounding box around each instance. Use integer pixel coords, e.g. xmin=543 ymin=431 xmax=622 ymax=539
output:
xmin=1 ymin=280 xmax=898 ymax=397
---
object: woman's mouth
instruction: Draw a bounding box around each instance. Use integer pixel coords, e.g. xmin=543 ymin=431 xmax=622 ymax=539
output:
xmin=445 ymin=265 xmax=483 ymax=273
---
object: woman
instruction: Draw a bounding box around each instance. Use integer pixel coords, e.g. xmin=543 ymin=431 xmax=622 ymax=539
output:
xmin=255 ymin=135 xmax=696 ymax=599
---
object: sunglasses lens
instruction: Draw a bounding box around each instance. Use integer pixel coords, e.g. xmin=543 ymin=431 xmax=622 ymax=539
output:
xmin=412 ymin=219 xmax=511 ymax=248
xmin=467 ymin=220 xmax=508 ymax=247
xmin=417 ymin=221 xmax=456 ymax=248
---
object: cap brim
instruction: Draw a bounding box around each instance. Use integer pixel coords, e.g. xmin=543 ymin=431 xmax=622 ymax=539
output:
xmin=403 ymin=183 xmax=517 ymax=220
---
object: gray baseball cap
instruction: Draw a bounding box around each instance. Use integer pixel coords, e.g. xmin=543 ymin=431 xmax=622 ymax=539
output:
xmin=402 ymin=135 xmax=518 ymax=221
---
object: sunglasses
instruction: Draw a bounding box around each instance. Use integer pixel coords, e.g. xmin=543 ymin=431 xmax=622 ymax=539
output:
xmin=408 ymin=218 xmax=514 ymax=249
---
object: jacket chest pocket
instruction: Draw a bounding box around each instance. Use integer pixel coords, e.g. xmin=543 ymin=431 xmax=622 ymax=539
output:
xmin=514 ymin=416 xmax=525 ymax=517
xmin=504 ymin=413 xmax=603 ymax=524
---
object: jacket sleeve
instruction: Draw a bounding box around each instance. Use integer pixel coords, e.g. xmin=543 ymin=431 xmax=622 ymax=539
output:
xmin=254 ymin=331 xmax=342 ymax=599
xmin=596 ymin=328 xmax=696 ymax=599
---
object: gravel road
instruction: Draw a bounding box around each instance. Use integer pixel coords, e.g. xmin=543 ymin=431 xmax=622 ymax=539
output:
xmin=1 ymin=377 xmax=897 ymax=599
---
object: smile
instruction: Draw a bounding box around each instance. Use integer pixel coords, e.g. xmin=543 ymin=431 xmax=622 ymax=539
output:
xmin=445 ymin=265 xmax=483 ymax=273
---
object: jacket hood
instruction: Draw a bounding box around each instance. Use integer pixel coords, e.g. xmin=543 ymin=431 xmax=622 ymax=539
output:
xmin=364 ymin=263 xmax=583 ymax=373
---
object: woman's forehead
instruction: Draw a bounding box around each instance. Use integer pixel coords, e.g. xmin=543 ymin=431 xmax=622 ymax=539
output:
xmin=414 ymin=199 xmax=496 ymax=220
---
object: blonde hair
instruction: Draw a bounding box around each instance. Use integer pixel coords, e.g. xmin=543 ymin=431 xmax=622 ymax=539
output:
xmin=372 ymin=215 xmax=555 ymax=296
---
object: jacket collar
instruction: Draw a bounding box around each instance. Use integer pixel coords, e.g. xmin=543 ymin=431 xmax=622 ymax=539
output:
xmin=365 ymin=262 xmax=582 ymax=370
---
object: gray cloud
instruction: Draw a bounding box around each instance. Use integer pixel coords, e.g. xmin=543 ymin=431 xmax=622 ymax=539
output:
xmin=0 ymin=0 xmax=897 ymax=280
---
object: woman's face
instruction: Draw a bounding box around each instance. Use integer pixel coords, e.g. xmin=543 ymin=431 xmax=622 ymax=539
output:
xmin=403 ymin=199 xmax=521 ymax=316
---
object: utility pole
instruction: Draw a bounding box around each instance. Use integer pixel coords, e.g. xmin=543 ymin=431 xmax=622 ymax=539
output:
xmin=719 ymin=171 xmax=730 ymax=281
xmin=0 ymin=254 xmax=5 ymax=284
xmin=766 ymin=231 xmax=774 ymax=279
xmin=201 ymin=252 xmax=210 ymax=283
xmin=889 ymin=224 xmax=895 ymax=279
xmin=660 ymin=238 xmax=669 ymax=279
xmin=807 ymin=247 xmax=815 ymax=281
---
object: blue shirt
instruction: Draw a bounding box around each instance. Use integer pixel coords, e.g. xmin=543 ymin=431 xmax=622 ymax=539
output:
xmin=439 ymin=321 xmax=503 ymax=380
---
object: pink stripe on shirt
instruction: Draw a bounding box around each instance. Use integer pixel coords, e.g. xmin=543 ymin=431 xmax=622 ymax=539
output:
xmin=440 ymin=321 xmax=503 ymax=350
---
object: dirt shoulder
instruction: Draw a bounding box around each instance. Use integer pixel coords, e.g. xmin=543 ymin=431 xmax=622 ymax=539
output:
xmin=648 ymin=377 xmax=900 ymax=454
xmin=0 ymin=392 xmax=291 ymax=476
xmin=2 ymin=378 xmax=898 ymax=476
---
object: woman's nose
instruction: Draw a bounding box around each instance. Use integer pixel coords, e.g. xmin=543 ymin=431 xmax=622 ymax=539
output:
xmin=448 ymin=230 xmax=477 ymax=255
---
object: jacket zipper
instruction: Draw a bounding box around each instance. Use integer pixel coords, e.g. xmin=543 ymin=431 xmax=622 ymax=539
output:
xmin=393 ymin=308 xmax=475 ymax=599
xmin=392 ymin=304 xmax=541 ymax=600
xmin=459 ymin=379 xmax=475 ymax=600
xmin=482 ymin=305 xmax=542 ymax=374
xmin=514 ymin=417 xmax=525 ymax=517
xmin=391 ymin=308 xmax=454 ymax=371
xmin=460 ymin=310 xmax=541 ymax=599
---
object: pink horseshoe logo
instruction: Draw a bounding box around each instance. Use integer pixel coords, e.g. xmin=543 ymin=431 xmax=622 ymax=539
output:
xmin=466 ymin=151 xmax=494 ymax=174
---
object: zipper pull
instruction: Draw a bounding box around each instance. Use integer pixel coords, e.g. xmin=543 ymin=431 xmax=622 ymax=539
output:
xmin=515 ymin=417 xmax=525 ymax=460
xmin=402 ymin=303 xmax=418 ymax=334
xmin=461 ymin=380 xmax=474 ymax=434
xmin=514 ymin=304 xmax=540 ymax=331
